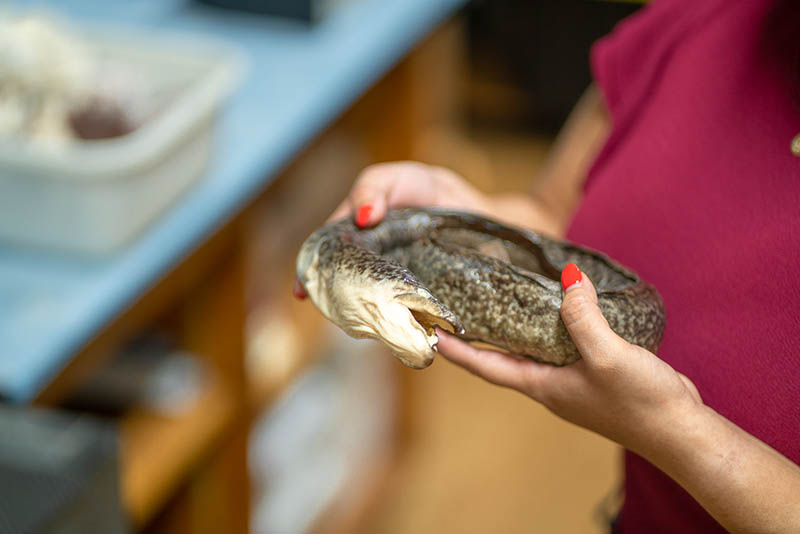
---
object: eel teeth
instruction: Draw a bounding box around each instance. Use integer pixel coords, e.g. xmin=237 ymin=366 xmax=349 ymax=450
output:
xmin=394 ymin=292 xmax=463 ymax=336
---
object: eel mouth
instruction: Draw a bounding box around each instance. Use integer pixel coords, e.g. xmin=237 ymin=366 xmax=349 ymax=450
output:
xmin=302 ymin=266 xmax=463 ymax=369
xmin=409 ymin=309 xmax=459 ymax=337
xmin=368 ymin=290 xmax=462 ymax=369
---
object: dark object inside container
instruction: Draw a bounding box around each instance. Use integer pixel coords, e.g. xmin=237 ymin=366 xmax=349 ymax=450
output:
xmin=69 ymin=96 xmax=137 ymax=140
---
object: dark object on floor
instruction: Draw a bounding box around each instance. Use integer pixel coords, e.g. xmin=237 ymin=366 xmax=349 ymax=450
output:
xmin=62 ymin=336 xmax=206 ymax=417
xmin=0 ymin=406 xmax=127 ymax=534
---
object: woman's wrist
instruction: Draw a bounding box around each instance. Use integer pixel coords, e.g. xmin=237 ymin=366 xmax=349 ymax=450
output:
xmin=418 ymin=164 xmax=566 ymax=237
xmin=485 ymin=193 xmax=565 ymax=237
xmin=634 ymin=400 xmax=800 ymax=532
xmin=625 ymin=393 xmax=711 ymax=469
xmin=427 ymin=165 xmax=496 ymax=216
xmin=634 ymin=399 xmax=751 ymax=516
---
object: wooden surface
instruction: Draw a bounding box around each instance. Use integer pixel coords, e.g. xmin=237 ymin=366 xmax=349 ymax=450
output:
xmin=122 ymin=377 xmax=236 ymax=527
xmin=33 ymin=223 xmax=243 ymax=406
xmin=123 ymin=231 xmax=250 ymax=531
xmin=358 ymin=356 xmax=620 ymax=534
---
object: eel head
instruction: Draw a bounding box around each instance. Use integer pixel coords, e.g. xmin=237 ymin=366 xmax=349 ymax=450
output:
xmin=297 ymin=236 xmax=463 ymax=369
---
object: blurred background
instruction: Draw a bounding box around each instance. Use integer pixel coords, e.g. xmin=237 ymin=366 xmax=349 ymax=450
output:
xmin=0 ymin=0 xmax=641 ymax=532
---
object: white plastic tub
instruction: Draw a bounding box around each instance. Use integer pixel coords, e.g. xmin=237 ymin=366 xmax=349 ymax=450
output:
xmin=0 ymin=26 xmax=242 ymax=253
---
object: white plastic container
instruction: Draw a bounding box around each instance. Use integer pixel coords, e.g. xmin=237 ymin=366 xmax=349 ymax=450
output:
xmin=0 ymin=26 xmax=241 ymax=253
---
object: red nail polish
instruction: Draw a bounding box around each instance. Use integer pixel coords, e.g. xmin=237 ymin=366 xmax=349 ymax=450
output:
xmin=561 ymin=263 xmax=582 ymax=291
xmin=293 ymin=277 xmax=308 ymax=300
xmin=356 ymin=204 xmax=373 ymax=227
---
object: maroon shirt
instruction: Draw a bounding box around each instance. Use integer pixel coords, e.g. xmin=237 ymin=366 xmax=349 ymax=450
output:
xmin=566 ymin=0 xmax=800 ymax=531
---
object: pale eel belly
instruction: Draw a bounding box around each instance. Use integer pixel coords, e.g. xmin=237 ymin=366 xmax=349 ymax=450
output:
xmin=296 ymin=208 xmax=665 ymax=369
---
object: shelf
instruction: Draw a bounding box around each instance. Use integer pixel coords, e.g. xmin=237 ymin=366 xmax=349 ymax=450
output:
xmin=246 ymin=292 xmax=331 ymax=413
xmin=120 ymin=376 xmax=238 ymax=526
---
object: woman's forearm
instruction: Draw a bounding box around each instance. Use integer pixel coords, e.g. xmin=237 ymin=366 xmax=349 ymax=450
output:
xmin=485 ymin=193 xmax=565 ymax=238
xmin=642 ymin=404 xmax=800 ymax=533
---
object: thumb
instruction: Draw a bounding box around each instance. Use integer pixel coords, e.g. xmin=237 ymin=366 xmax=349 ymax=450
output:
xmin=559 ymin=263 xmax=625 ymax=360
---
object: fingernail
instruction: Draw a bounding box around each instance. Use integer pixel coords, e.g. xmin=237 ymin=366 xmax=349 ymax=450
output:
xmin=293 ymin=277 xmax=308 ymax=300
xmin=355 ymin=204 xmax=373 ymax=227
xmin=561 ymin=263 xmax=582 ymax=292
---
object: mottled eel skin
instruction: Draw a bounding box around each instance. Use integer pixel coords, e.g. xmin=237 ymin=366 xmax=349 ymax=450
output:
xmin=296 ymin=208 xmax=665 ymax=369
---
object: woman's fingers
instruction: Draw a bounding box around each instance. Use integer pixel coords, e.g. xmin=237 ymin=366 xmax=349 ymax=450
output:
xmin=559 ymin=264 xmax=627 ymax=365
xmin=436 ymin=329 xmax=554 ymax=398
xmin=327 ymin=162 xmax=443 ymax=225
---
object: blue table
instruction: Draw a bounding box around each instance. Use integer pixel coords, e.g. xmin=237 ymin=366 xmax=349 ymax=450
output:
xmin=0 ymin=0 xmax=465 ymax=402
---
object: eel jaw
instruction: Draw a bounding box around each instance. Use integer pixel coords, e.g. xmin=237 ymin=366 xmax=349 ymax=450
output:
xmin=296 ymin=236 xmax=462 ymax=369
xmin=306 ymin=273 xmax=462 ymax=369
xmin=331 ymin=284 xmax=462 ymax=370
xmin=389 ymin=290 xmax=464 ymax=368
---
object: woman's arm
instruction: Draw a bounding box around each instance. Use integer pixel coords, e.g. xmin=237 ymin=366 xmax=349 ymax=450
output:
xmin=437 ymin=267 xmax=800 ymax=533
xmin=649 ymin=401 xmax=800 ymax=532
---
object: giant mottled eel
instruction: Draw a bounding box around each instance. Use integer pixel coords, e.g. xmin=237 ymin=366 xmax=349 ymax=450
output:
xmin=296 ymin=208 xmax=665 ymax=369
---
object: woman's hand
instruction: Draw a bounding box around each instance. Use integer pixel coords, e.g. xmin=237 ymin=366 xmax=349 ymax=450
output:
xmin=438 ymin=263 xmax=800 ymax=533
xmin=437 ymin=263 xmax=702 ymax=456
xmin=326 ymin=161 xmax=563 ymax=236
xmin=328 ymin=161 xmax=493 ymax=226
